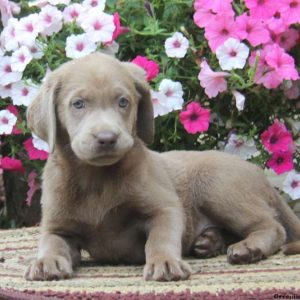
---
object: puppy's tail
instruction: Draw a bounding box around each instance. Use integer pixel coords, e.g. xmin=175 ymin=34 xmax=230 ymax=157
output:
xmin=276 ymin=192 xmax=300 ymax=255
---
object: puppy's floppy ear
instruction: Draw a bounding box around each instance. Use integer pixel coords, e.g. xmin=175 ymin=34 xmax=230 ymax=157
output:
xmin=122 ymin=62 xmax=154 ymax=145
xmin=27 ymin=72 xmax=60 ymax=153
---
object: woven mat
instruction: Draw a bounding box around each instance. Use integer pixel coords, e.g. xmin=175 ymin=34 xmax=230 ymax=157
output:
xmin=0 ymin=228 xmax=300 ymax=300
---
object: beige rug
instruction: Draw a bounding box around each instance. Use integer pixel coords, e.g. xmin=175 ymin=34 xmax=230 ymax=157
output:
xmin=0 ymin=227 xmax=300 ymax=299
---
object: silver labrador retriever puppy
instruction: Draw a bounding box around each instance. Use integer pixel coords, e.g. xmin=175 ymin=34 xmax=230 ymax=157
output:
xmin=25 ymin=53 xmax=300 ymax=282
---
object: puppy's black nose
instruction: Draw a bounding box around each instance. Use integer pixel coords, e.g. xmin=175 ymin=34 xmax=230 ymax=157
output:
xmin=96 ymin=131 xmax=118 ymax=149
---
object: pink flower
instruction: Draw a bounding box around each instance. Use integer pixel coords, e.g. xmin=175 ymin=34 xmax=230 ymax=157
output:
xmin=198 ymin=60 xmax=229 ymax=98
xmin=267 ymin=9 xmax=288 ymax=34
xmin=25 ymin=170 xmax=40 ymax=206
xmin=275 ymin=28 xmax=299 ymax=51
xmin=0 ymin=156 xmax=25 ymax=173
xmin=24 ymin=138 xmax=49 ymax=160
xmin=261 ymin=119 xmax=294 ymax=153
xmin=265 ymin=44 xmax=299 ymax=81
xmin=266 ymin=151 xmax=294 ymax=175
xmin=179 ymin=102 xmax=210 ymax=134
xmin=204 ymin=14 xmax=239 ymax=52
xmin=235 ymin=13 xmax=270 ymax=46
xmin=283 ymin=80 xmax=300 ymax=99
xmin=281 ymin=0 xmax=300 ymax=25
xmin=193 ymin=5 xmax=217 ymax=29
xmin=245 ymin=0 xmax=276 ymax=20
xmin=7 ymin=104 xmax=22 ymax=134
xmin=110 ymin=12 xmax=128 ymax=42
xmin=131 ymin=56 xmax=159 ymax=81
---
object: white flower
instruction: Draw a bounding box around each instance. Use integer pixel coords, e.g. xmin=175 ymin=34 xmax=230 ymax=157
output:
xmin=100 ymin=41 xmax=119 ymax=56
xmin=151 ymin=90 xmax=171 ymax=118
xmin=11 ymin=81 xmax=39 ymax=106
xmin=63 ymin=3 xmax=86 ymax=25
xmin=81 ymin=10 xmax=115 ymax=43
xmin=264 ymin=169 xmax=287 ymax=190
xmin=49 ymin=0 xmax=71 ymax=5
xmin=15 ymin=13 xmax=43 ymax=46
xmin=224 ymin=134 xmax=259 ymax=160
xmin=65 ymin=34 xmax=97 ymax=59
xmin=28 ymin=0 xmax=48 ymax=7
xmin=0 ymin=109 xmax=17 ymax=135
xmin=0 ymin=56 xmax=22 ymax=85
xmin=82 ymin=0 xmax=105 ymax=10
xmin=39 ymin=5 xmax=63 ymax=36
xmin=11 ymin=46 xmax=33 ymax=72
xmin=283 ymin=171 xmax=300 ymax=200
xmin=216 ymin=38 xmax=250 ymax=71
xmin=232 ymin=90 xmax=245 ymax=111
xmin=165 ymin=32 xmax=189 ymax=58
xmin=27 ymin=41 xmax=44 ymax=59
xmin=32 ymin=133 xmax=49 ymax=152
xmin=1 ymin=18 xmax=19 ymax=51
xmin=0 ymin=84 xmax=13 ymax=99
xmin=159 ymin=79 xmax=184 ymax=110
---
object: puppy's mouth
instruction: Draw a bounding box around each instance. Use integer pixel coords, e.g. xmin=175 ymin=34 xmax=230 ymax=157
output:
xmin=85 ymin=153 xmax=122 ymax=166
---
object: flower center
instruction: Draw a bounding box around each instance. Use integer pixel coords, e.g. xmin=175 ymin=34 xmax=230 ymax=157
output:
xmin=221 ymin=28 xmax=229 ymax=35
xmin=76 ymin=42 xmax=84 ymax=51
xmin=93 ymin=21 xmax=102 ymax=30
xmin=1 ymin=117 xmax=9 ymax=124
xmin=4 ymin=65 xmax=12 ymax=73
xmin=70 ymin=10 xmax=79 ymax=18
xmin=26 ymin=23 xmax=34 ymax=32
xmin=245 ymin=24 xmax=252 ymax=33
xmin=22 ymin=88 xmax=29 ymax=96
xmin=91 ymin=0 xmax=98 ymax=7
xmin=165 ymin=89 xmax=173 ymax=97
xmin=152 ymin=97 xmax=158 ymax=104
xmin=257 ymin=0 xmax=266 ymax=5
xmin=190 ymin=114 xmax=198 ymax=121
xmin=229 ymin=50 xmax=237 ymax=57
xmin=45 ymin=14 xmax=52 ymax=23
xmin=173 ymin=40 xmax=181 ymax=48
xmin=276 ymin=157 xmax=284 ymax=164
xmin=274 ymin=11 xmax=281 ymax=19
xmin=290 ymin=1 xmax=298 ymax=8
xmin=19 ymin=54 xmax=26 ymax=63
xmin=270 ymin=135 xmax=278 ymax=144
xmin=291 ymin=180 xmax=299 ymax=188
xmin=234 ymin=140 xmax=244 ymax=148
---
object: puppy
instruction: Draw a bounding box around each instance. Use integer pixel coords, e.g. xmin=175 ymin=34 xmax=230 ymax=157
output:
xmin=25 ymin=53 xmax=300 ymax=282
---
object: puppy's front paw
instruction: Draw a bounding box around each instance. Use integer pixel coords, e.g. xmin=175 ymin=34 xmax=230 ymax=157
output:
xmin=24 ymin=255 xmax=73 ymax=281
xmin=143 ymin=257 xmax=192 ymax=281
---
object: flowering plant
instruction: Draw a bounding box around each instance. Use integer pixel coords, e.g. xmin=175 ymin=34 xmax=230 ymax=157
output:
xmin=0 ymin=0 xmax=299 ymax=226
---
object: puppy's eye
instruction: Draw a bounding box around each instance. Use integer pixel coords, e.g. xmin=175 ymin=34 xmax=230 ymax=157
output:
xmin=118 ymin=97 xmax=129 ymax=108
xmin=72 ymin=99 xmax=85 ymax=109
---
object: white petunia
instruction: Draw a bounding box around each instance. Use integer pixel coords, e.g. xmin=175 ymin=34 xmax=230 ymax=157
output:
xmin=39 ymin=5 xmax=63 ymax=36
xmin=159 ymin=79 xmax=184 ymax=110
xmin=27 ymin=40 xmax=44 ymax=59
xmin=65 ymin=34 xmax=97 ymax=59
xmin=81 ymin=10 xmax=115 ymax=43
xmin=11 ymin=81 xmax=39 ymax=106
xmin=1 ymin=18 xmax=19 ymax=51
xmin=165 ymin=32 xmax=189 ymax=58
xmin=15 ymin=13 xmax=43 ymax=46
xmin=100 ymin=41 xmax=119 ymax=56
xmin=11 ymin=46 xmax=33 ymax=72
xmin=224 ymin=134 xmax=259 ymax=160
xmin=32 ymin=133 xmax=49 ymax=152
xmin=82 ymin=0 xmax=105 ymax=10
xmin=0 ymin=56 xmax=22 ymax=85
xmin=63 ymin=3 xmax=86 ymax=25
xmin=216 ymin=38 xmax=249 ymax=71
xmin=49 ymin=0 xmax=71 ymax=5
xmin=232 ymin=90 xmax=245 ymax=111
xmin=0 ymin=84 xmax=13 ymax=99
xmin=264 ymin=169 xmax=287 ymax=190
xmin=151 ymin=90 xmax=172 ymax=118
xmin=0 ymin=109 xmax=17 ymax=135
xmin=283 ymin=171 xmax=300 ymax=200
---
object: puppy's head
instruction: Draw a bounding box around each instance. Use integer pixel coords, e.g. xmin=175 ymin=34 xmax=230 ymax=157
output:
xmin=27 ymin=53 xmax=154 ymax=166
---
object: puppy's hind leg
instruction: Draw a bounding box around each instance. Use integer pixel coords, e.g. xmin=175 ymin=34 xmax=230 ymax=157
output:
xmin=227 ymin=217 xmax=286 ymax=264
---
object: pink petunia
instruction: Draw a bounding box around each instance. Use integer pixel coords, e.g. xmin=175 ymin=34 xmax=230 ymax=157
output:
xmin=198 ymin=60 xmax=230 ymax=98
xmin=110 ymin=12 xmax=129 ymax=42
xmin=265 ymin=44 xmax=299 ymax=81
xmin=23 ymin=138 xmax=49 ymax=160
xmin=204 ymin=14 xmax=239 ymax=52
xmin=261 ymin=119 xmax=294 ymax=153
xmin=179 ymin=102 xmax=210 ymax=134
xmin=0 ymin=156 xmax=25 ymax=173
xmin=25 ymin=170 xmax=40 ymax=206
xmin=193 ymin=5 xmax=217 ymax=29
xmin=245 ymin=0 xmax=276 ymax=20
xmin=275 ymin=28 xmax=299 ymax=51
xmin=235 ymin=13 xmax=270 ymax=46
xmin=266 ymin=151 xmax=294 ymax=175
xmin=131 ymin=56 xmax=159 ymax=81
xmin=7 ymin=104 xmax=22 ymax=134
xmin=280 ymin=0 xmax=300 ymax=25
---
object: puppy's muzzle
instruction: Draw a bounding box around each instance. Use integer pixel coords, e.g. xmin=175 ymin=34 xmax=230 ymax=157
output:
xmin=94 ymin=131 xmax=119 ymax=150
